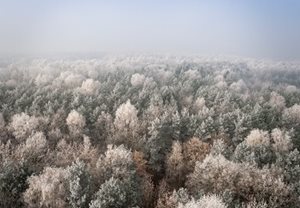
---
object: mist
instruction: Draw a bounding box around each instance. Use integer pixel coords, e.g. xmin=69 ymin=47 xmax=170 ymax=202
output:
xmin=1 ymin=0 xmax=300 ymax=60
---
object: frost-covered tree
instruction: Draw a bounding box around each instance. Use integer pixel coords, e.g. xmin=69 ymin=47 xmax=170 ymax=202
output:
xmin=131 ymin=73 xmax=146 ymax=87
xmin=67 ymin=160 xmax=91 ymax=208
xmin=35 ymin=74 xmax=53 ymax=86
xmin=113 ymin=100 xmax=139 ymax=146
xmin=233 ymin=129 xmax=275 ymax=166
xmin=53 ymin=136 xmax=98 ymax=167
xmin=24 ymin=167 xmax=69 ymax=208
xmin=66 ymin=110 xmax=86 ymax=136
xmin=16 ymin=131 xmax=48 ymax=170
xmin=90 ymin=177 xmax=140 ymax=208
xmin=245 ymin=129 xmax=270 ymax=147
xmin=0 ymin=161 xmax=31 ymax=208
xmin=79 ymin=79 xmax=100 ymax=95
xmin=283 ymin=104 xmax=300 ymax=123
xmin=192 ymin=97 xmax=206 ymax=114
xmin=114 ymin=100 xmax=138 ymax=131
xmin=96 ymin=144 xmax=135 ymax=181
xmin=64 ymin=73 xmax=85 ymax=88
xmin=166 ymin=141 xmax=184 ymax=187
xmin=146 ymin=117 xmax=175 ymax=174
xmin=229 ymin=79 xmax=247 ymax=93
xmin=1 ymin=55 xmax=300 ymax=207
xmin=9 ymin=113 xmax=40 ymax=142
xmin=0 ymin=113 xmax=5 ymax=128
xmin=24 ymin=131 xmax=48 ymax=153
xmin=178 ymin=195 xmax=227 ymax=208
xmin=271 ymin=128 xmax=292 ymax=153
xmin=268 ymin=91 xmax=286 ymax=110
xmin=95 ymin=145 xmax=142 ymax=207
xmin=156 ymin=188 xmax=190 ymax=208
xmin=94 ymin=111 xmax=114 ymax=144
xmin=187 ymin=154 xmax=292 ymax=207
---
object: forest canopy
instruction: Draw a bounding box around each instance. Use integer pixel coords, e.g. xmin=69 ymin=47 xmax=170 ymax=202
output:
xmin=1 ymin=55 xmax=300 ymax=208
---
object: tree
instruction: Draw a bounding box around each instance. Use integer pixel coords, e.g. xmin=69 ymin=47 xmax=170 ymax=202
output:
xmin=114 ymin=100 xmax=138 ymax=132
xmin=66 ymin=110 xmax=86 ymax=136
xmin=210 ymin=139 xmax=232 ymax=159
xmin=0 ymin=161 xmax=31 ymax=208
xmin=24 ymin=131 xmax=48 ymax=153
xmin=245 ymin=129 xmax=270 ymax=147
xmin=192 ymin=97 xmax=206 ymax=114
xmin=178 ymin=195 xmax=227 ymax=208
xmin=268 ymin=91 xmax=286 ymax=110
xmin=89 ymin=177 xmax=137 ymax=208
xmin=229 ymin=79 xmax=247 ymax=93
xmin=132 ymin=151 xmax=154 ymax=208
xmin=275 ymin=149 xmax=300 ymax=196
xmin=113 ymin=100 xmax=139 ymax=147
xmin=96 ymin=145 xmax=135 ymax=181
xmin=182 ymin=137 xmax=211 ymax=173
xmin=283 ymin=104 xmax=300 ymax=124
xmin=0 ymin=113 xmax=5 ymax=128
xmin=233 ymin=129 xmax=275 ymax=167
xmin=131 ymin=73 xmax=146 ymax=87
xmin=0 ymin=112 xmax=9 ymax=143
xmin=95 ymin=145 xmax=142 ymax=207
xmin=15 ymin=131 xmax=48 ymax=171
xmin=64 ymin=73 xmax=85 ymax=88
xmin=187 ymin=154 xmax=292 ymax=207
xmin=35 ymin=74 xmax=53 ymax=86
xmin=80 ymin=79 xmax=100 ymax=95
xmin=67 ymin=160 xmax=91 ymax=208
xmin=24 ymin=167 xmax=69 ymax=208
xmin=271 ymin=128 xmax=292 ymax=153
xmin=53 ymin=137 xmax=99 ymax=167
xmin=146 ymin=117 xmax=173 ymax=174
xmin=94 ymin=111 xmax=114 ymax=145
xmin=156 ymin=188 xmax=190 ymax=208
xmin=165 ymin=141 xmax=184 ymax=188
xmin=9 ymin=113 xmax=40 ymax=142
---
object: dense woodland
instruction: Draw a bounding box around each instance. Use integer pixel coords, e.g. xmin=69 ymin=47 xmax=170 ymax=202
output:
xmin=1 ymin=55 xmax=300 ymax=208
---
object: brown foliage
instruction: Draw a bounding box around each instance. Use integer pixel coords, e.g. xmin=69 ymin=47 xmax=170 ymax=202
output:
xmin=133 ymin=151 xmax=155 ymax=208
xmin=182 ymin=137 xmax=211 ymax=173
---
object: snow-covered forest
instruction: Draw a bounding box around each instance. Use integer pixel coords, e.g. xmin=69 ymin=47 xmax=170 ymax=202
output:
xmin=1 ymin=55 xmax=300 ymax=208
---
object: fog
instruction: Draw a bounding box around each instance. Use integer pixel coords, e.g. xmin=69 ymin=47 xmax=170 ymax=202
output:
xmin=1 ymin=0 xmax=300 ymax=60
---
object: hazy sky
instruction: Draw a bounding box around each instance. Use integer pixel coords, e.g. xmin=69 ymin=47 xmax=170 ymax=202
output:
xmin=0 ymin=0 xmax=300 ymax=60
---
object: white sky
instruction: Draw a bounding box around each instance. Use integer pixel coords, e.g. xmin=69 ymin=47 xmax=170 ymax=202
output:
xmin=0 ymin=0 xmax=300 ymax=60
